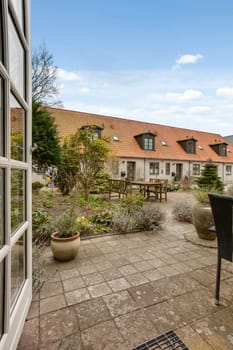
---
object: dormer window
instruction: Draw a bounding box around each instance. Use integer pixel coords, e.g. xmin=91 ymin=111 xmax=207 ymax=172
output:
xmin=81 ymin=125 xmax=103 ymax=139
xmin=177 ymin=137 xmax=197 ymax=154
xmin=210 ymin=142 xmax=227 ymax=157
xmin=144 ymin=136 xmax=154 ymax=150
xmin=135 ymin=132 xmax=156 ymax=151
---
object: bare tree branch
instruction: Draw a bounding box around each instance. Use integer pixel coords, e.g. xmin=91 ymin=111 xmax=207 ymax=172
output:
xmin=32 ymin=43 xmax=63 ymax=106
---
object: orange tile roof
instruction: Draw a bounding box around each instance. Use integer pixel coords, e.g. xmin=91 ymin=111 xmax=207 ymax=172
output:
xmin=47 ymin=107 xmax=233 ymax=163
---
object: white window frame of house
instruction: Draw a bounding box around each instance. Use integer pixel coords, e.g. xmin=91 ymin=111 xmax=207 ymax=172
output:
xmin=192 ymin=163 xmax=200 ymax=176
xmin=144 ymin=137 xmax=153 ymax=150
xmin=149 ymin=162 xmax=159 ymax=175
xmin=165 ymin=162 xmax=170 ymax=175
xmin=225 ymin=165 xmax=232 ymax=176
xmin=0 ymin=1 xmax=32 ymax=350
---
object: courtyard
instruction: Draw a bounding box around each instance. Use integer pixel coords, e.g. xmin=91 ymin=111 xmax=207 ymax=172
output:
xmin=17 ymin=193 xmax=233 ymax=350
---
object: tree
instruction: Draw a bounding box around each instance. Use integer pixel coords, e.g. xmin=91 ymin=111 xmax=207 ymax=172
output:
xmin=196 ymin=161 xmax=224 ymax=192
xmin=32 ymin=43 xmax=61 ymax=106
xmin=57 ymin=127 xmax=111 ymax=198
xmin=32 ymin=101 xmax=61 ymax=171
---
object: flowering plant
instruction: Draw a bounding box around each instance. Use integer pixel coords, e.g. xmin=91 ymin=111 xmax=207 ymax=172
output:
xmin=76 ymin=216 xmax=93 ymax=234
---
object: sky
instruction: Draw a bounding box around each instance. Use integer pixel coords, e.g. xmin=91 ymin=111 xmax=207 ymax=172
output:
xmin=31 ymin=0 xmax=233 ymax=136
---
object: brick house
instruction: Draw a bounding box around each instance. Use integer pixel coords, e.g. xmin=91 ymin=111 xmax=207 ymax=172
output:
xmin=48 ymin=107 xmax=233 ymax=185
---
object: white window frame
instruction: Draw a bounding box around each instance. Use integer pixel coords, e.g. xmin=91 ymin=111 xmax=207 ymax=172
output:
xmin=149 ymin=162 xmax=159 ymax=175
xmin=225 ymin=165 xmax=232 ymax=176
xmin=0 ymin=1 xmax=32 ymax=349
xmin=192 ymin=163 xmax=200 ymax=176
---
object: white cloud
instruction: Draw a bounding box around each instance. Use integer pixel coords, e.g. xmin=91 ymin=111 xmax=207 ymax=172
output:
xmin=187 ymin=106 xmax=211 ymax=114
xmin=57 ymin=67 xmax=233 ymax=135
xmin=79 ymin=87 xmax=90 ymax=93
xmin=165 ymin=89 xmax=203 ymax=102
xmin=216 ymin=87 xmax=233 ymax=99
xmin=176 ymin=54 xmax=203 ymax=65
xmin=57 ymin=68 xmax=82 ymax=81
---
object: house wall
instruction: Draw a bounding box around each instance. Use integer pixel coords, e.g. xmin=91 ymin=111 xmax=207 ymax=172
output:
xmin=109 ymin=157 xmax=233 ymax=185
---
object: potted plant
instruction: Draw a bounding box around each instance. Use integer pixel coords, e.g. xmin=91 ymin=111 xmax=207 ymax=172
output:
xmin=192 ymin=161 xmax=224 ymax=241
xmin=192 ymin=189 xmax=216 ymax=240
xmin=51 ymin=209 xmax=81 ymax=261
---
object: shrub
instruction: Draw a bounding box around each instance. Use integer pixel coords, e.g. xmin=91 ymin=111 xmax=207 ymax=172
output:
xmin=172 ymin=201 xmax=193 ymax=223
xmin=137 ymin=204 xmax=166 ymax=230
xmin=76 ymin=216 xmax=93 ymax=234
xmin=90 ymin=211 xmax=113 ymax=227
xmin=119 ymin=193 xmax=145 ymax=215
xmin=112 ymin=209 xmax=137 ymax=233
xmin=32 ymin=181 xmax=44 ymax=193
xmin=32 ymin=209 xmax=51 ymax=242
xmin=77 ymin=194 xmax=112 ymax=216
xmin=91 ymin=169 xmax=112 ymax=193
xmin=193 ymin=189 xmax=210 ymax=204
xmin=196 ymin=162 xmax=224 ymax=192
xmin=112 ymin=202 xmax=166 ymax=233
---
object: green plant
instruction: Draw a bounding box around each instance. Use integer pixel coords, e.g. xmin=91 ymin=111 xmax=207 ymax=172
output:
xmin=90 ymin=211 xmax=113 ymax=227
xmin=196 ymin=161 xmax=224 ymax=192
xmin=91 ymin=168 xmax=112 ymax=193
xmin=32 ymin=181 xmax=44 ymax=192
xmin=172 ymin=201 xmax=193 ymax=223
xmin=32 ymin=101 xmax=61 ymax=171
xmin=119 ymin=193 xmax=145 ymax=214
xmin=112 ymin=209 xmax=137 ymax=233
xmin=77 ymin=194 xmax=112 ymax=216
xmin=56 ymin=127 xmax=110 ymax=198
xmin=55 ymin=209 xmax=80 ymax=238
xmin=193 ymin=189 xmax=210 ymax=204
xmin=32 ymin=209 xmax=51 ymax=242
xmin=75 ymin=216 xmax=93 ymax=234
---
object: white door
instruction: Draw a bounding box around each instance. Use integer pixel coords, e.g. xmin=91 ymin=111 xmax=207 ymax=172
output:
xmin=0 ymin=1 xmax=32 ymax=349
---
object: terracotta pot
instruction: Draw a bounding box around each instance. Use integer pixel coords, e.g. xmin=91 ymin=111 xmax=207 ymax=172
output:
xmin=192 ymin=204 xmax=216 ymax=240
xmin=51 ymin=232 xmax=80 ymax=261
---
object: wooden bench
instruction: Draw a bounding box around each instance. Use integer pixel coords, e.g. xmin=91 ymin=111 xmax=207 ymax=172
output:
xmin=108 ymin=179 xmax=131 ymax=200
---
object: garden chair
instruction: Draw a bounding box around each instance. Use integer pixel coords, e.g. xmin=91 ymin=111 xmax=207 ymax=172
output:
xmin=208 ymin=193 xmax=233 ymax=305
xmin=157 ymin=179 xmax=168 ymax=201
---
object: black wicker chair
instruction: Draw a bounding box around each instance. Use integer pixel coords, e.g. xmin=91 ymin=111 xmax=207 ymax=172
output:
xmin=208 ymin=193 xmax=233 ymax=305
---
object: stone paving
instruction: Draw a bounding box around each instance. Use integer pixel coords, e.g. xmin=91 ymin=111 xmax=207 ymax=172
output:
xmin=17 ymin=193 xmax=233 ymax=350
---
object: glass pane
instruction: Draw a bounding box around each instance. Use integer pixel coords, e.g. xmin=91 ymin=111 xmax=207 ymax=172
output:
xmin=0 ymin=261 xmax=4 ymax=339
xmin=11 ymin=234 xmax=25 ymax=306
xmin=11 ymin=169 xmax=24 ymax=234
xmin=11 ymin=0 xmax=24 ymax=31
xmin=10 ymin=94 xmax=25 ymax=161
xmin=8 ymin=16 xmax=25 ymax=97
xmin=0 ymin=169 xmax=4 ymax=247
xmin=0 ymin=78 xmax=3 ymax=155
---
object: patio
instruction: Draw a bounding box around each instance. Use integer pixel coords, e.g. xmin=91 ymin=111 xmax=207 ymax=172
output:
xmin=17 ymin=194 xmax=233 ymax=350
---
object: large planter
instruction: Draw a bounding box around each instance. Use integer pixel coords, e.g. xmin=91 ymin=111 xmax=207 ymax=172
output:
xmin=51 ymin=232 xmax=80 ymax=262
xmin=192 ymin=204 xmax=216 ymax=240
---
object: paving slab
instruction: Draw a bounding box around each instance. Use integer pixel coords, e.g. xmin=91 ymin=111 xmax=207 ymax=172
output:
xmin=115 ymin=309 xmax=157 ymax=348
xmin=128 ymin=282 xmax=162 ymax=307
xmin=81 ymin=320 xmax=129 ymax=350
xmin=107 ymin=277 xmax=131 ymax=292
xmin=62 ymin=276 xmax=85 ymax=292
xmin=17 ymin=193 xmax=233 ymax=350
xmin=40 ymin=308 xmax=78 ymax=346
xmin=74 ymin=297 xmax=111 ymax=330
xmin=103 ymin=290 xmax=139 ymax=317
xmin=40 ymin=294 xmax=66 ymax=315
